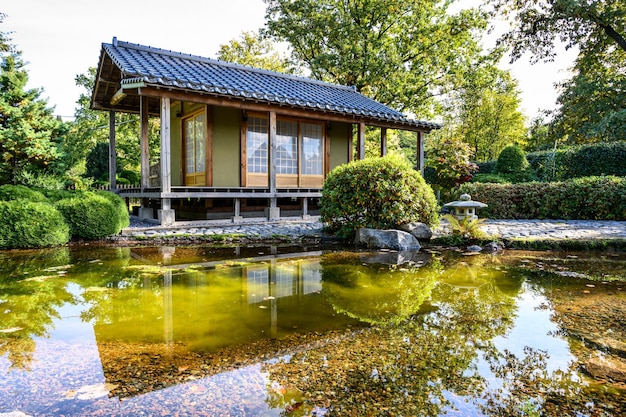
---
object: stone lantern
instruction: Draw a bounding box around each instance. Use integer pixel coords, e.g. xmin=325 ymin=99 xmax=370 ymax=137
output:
xmin=443 ymin=193 xmax=487 ymax=221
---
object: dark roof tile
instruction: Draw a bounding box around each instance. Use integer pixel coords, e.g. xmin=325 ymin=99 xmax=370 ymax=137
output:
xmin=101 ymin=39 xmax=440 ymax=129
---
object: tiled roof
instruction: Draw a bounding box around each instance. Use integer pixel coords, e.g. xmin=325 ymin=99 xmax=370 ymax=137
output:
xmin=98 ymin=38 xmax=439 ymax=130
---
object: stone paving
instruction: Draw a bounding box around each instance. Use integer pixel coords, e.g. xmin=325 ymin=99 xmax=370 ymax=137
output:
xmin=121 ymin=217 xmax=626 ymax=241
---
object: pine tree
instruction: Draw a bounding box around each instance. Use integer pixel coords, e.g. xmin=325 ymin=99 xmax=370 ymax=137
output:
xmin=0 ymin=25 xmax=64 ymax=184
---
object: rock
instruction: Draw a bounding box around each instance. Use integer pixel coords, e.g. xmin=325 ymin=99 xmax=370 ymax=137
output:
xmin=355 ymin=228 xmax=421 ymax=251
xmin=398 ymin=222 xmax=433 ymax=240
xmin=359 ymin=250 xmax=430 ymax=266
xmin=582 ymin=356 xmax=626 ymax=383
xmin=466 ymin=245 xmax=482 ymax=252
xmin=483 ymin=241 xmax=504 ymax=252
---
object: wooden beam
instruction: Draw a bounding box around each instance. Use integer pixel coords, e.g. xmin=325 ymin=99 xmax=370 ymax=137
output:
xmin=110 ymin=88 xmax=127 ymax=105
xmin=240 ymin=112 xmax=247 ymax=187
xmin=137 ymin=86 xmax=435 ymax=132
xmin=140 ymin=96 xmax=150 ymax=189
xmin=417 ymin=130 xmax=425 ymax=174
xmin=206 ymin=105 xmax=213 ymax=186
xmin=357 ymin=122 xmax=365 ymax=160
xmin=109 ymin=110 xmax=117 ymax=191
xmin=160 ymin=97 xmax=172 ymax=193
xmin=381 ymin=127 xmax=387 ymax=156
xmin=269 ymin=111 xmax=277 ymax=193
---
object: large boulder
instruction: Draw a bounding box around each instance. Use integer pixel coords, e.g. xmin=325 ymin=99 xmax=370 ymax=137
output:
xmin=355 ymin=228 xmax=421 ymax=251
xmin=398 ymin=222 xmax=433 ymax=240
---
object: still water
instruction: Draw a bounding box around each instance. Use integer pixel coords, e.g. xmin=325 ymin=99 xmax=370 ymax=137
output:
xmin=0 ymin=244 xmax=625 ymax=416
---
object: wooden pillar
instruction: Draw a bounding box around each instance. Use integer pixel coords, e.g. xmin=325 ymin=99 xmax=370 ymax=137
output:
xmin=160 ymin=97 xmax=172 ymax=193
xmin=108 ymin=110 xmax=117 ymax=191
xmin=417 ymin=130 xmax=425 ymax=175
xmin=140 ymin=96 xmax=150 ymax=189
xmin=380 ymin=127 xmax=387 ymax=156
xmin=159 ymin=97 xmax=175 ymax=225
xmin=268 ymin=111 xmax=277 ymax=193
xmin=357 ymin=121 xmax=365 ymax=160
xmin=302 ymin=197 xmax=309 ymax=218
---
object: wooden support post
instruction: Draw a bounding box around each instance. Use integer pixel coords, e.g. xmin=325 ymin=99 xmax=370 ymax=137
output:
xmin=269 ymin=111 xmax=277 ymax=193
xmin=357 ymin=122 xmax=365 ymax=160
xmin=160 ymin=97 xmax=171 ymax=193
xmin=417 ymin=130 xmax=425 ymax=174
xmin=108 ymin=110 xmax=117 ymax=192
xmin=302 ymin=197 xmax=309 ymax=219
xmin=140 ymin=96 xmax=150 ymax=190
xmin=159 ymin=97 xmax=175 ymax=225
xmin=380 ymin=127 xmax=387 ymax=156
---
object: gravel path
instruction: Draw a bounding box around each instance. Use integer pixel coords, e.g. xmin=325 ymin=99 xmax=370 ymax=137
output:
xmin=120 ymin=217 xmax=626 ymax=241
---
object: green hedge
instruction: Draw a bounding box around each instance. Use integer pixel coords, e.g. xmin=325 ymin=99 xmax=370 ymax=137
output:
xmin=457 ymin=176 xmax=626 ymax=220
xmin=0 ymin=184 xmax=49 ymax=203
xmin=55 ymin=193 xmax=122 ymax=240
xmin=527 ymin=141 xmax=626 ymax=181
xmin=0 ymin=201 xmax=70 ymax=249
xmin=320 ymin=155 xmax=439 ymax=238
xmin=95 ymin=191 xmax=130 ymax=230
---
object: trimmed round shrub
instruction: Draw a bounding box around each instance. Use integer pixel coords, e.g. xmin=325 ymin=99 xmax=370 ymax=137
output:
xmin=95 ymin=191 xmax=130 ymax=230
xmin=0 ymin=200 xmax=70 ymax=249
xmin=0 ymin=184 xmax=49 ymax=203
xmin=55 ymin=193 xmax=121 ymax=240
xmin=320 ymin=155 xmax=439 ymax=239
xmin=496 ymin=145 xmax=535 ymax=183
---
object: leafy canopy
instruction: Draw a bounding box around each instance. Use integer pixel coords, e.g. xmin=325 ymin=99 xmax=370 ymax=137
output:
xmin=264 ymin=0 xmax=490 ymax=117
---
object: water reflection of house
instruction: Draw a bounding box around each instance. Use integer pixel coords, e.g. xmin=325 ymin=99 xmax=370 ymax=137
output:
xmin=93 ymin=252 xmax=360 ymax=351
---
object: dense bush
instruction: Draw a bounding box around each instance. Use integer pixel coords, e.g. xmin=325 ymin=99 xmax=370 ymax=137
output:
xmin=476 ymin=160 xmax=497 ymax=174
xmin=0 ymin=184 xmax=49 ymax=203
xmin=55 ymin=193 xmax=122 ymax=240
xmin=320 ymin=155 xmax=439 ymax=238
xmin=496 ymin=145 xmax=535 ymax=183
xmin=471 ymin=173 xmax=510 ymax=184
xmin=95 ymin=191 xmax=130 ymax=230
xmin=527 ymin=141 xmax=626 ymax=181
xmin=458 ymin=176 xmax=626 ymax=220
xmin=0 ymin=201 xmax=70 ymax=249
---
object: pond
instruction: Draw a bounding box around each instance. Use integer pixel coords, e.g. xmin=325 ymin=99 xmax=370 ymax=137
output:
xmin=0 ymin=243 xmax=625 ymax=416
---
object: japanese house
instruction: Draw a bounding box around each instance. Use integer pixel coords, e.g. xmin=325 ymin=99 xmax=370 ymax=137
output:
xmin=91 ymin=38 xmax=440 ymax=225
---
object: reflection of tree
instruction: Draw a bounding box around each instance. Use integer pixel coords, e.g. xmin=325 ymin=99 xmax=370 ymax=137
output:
xmin=262 ymin=254 xmax=521 ymax=415
xmin=0 ymin=248 xmax=76 ymax=370
xmin=320 ymin=253 xmax=442 ymax=325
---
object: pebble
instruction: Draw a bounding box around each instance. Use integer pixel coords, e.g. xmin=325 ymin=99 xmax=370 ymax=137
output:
xmin=120 ymin=217 xmax=626 ymax=241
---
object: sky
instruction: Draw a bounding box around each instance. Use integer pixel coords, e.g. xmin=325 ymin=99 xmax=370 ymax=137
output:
xmin=3 ymin=0 xmax=577 ymax=122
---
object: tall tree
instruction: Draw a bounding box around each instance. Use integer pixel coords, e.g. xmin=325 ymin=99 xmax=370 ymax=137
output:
xmin=0 ymin=30 xmax=64 ymax=184
xmin=490 ymin=0 xmax=626 ymax=63
xmin=443 ymin=65 xmax=526 ymax=161
xmin=551 ymin=47 xmax=626 ymax=144
xmin=263 ymin=0 xmax=490 ymax=118
xmin=217 ymin=31 xmax=294 ymax=73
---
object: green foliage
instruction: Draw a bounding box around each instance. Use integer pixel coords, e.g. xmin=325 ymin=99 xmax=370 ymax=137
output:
xmin=491 ymin=0 xmax=626 ymax=62
xmin=458 ymin=176 xmax=626 ymax=220
xmin=119 ymin=169 xmax=140 ymax=185
xmin=425 ymin=138 xmax=478 ymax=190
xmin=14 ymin=169 xmax=65 ymax=190
xmin=441 ymin=64 xmax=527 ymax=161
xmin=0 ymin=184 xmax=48 ymax=202
xmin=320 ymin=155 xmax=439 ymax=239
xmin=85 ymin=142 xmax=111 ymax=181
xmin=527 ymin=141 xmax=626 ymax=181
xmin=217 ymin=31 xmax=294 ymax=73
xmin=95 ymin=190 xmax=130 ymax=230
xmin=0 ymin=49 xmax=65 ymax=183
xmin=264 ymin=0 xmax=490 ymax=117
xmin=442 ymin=214 xmax=487 ymax=240
xmin=476 ymin=160 xmax=497 ymax=174
xmin=472 ymin=173 xmax=510 ymax=184
xmin=0 ymin=200 xmax=69 ymax=249
xmin=55 ymin=193 xmax=121 ymax=240
xmin=496 ymin=145 xmax=535 ymax=183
